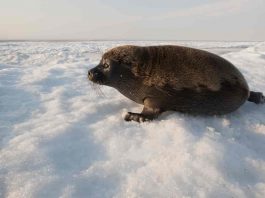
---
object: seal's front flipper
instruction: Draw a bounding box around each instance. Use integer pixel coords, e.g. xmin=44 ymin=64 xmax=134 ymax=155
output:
xmin=124 ymin=112 xmax=151 ymax=122
xmin=248 ymin=91 xmax=265 ymax=104
xmin=124 ymin=98 xmax=163 ymax=122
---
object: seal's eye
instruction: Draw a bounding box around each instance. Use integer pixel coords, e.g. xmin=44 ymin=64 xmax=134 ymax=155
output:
xmin=103 ymin=63 xmax=110 ymax=69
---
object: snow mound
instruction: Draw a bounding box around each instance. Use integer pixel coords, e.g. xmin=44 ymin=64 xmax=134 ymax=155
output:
xmin=0 ymin=41 xmax=265 ymax=198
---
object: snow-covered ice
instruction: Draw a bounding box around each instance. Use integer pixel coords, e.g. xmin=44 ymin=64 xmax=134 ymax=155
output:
xmin=0 ymin=41 xmax=265 ymax=198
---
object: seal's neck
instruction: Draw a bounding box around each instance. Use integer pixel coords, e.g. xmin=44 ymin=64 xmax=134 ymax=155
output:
xmin=111 ymin=72 xmax=146 ymax=104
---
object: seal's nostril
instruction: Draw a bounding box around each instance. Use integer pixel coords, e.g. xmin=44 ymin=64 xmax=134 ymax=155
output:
xmin=88 ymin=71 xmax=93 ymax=79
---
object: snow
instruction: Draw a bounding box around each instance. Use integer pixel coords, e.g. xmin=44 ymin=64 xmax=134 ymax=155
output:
xmin=0 ymin=41 xmax=265 ymax=198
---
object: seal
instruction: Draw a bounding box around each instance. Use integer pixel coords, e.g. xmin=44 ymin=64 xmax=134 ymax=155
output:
xmin=88 ymin=45 xmax=264 ymax=122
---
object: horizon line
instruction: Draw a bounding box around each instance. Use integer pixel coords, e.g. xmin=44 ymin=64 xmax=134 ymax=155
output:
xmin=0 ymin=39 xmax=264 ymax=42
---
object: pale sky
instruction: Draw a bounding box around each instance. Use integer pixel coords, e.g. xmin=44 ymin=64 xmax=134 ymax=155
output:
xmin=0 ymin=0 xmax=265 ymax=41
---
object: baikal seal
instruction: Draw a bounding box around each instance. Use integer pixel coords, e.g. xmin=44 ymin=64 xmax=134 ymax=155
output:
xmin=88 ymin=45 xmax=264 ymax=122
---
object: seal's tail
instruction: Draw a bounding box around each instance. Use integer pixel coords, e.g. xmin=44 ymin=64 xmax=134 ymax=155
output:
xmin=248 ymin=91 xmax=265 ymax=104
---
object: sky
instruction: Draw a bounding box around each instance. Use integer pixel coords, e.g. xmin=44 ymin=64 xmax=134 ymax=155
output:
xmin=0 ymin=0 xmax=265 ymax=41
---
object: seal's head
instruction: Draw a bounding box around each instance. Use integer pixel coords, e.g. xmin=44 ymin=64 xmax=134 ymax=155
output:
xmin=87 ymin=58 xmax=113 ymax=85
xmin=88 ymin=54 xmax=134 ymax=87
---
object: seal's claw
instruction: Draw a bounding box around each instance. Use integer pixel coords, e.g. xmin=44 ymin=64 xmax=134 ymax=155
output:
xmin=261 ymin=95 xmax=265 ymax=104
xmin=124 ymin=112 xmax=133 ymax=121
xmin=124 ymin=112 xmax=150 ymax=123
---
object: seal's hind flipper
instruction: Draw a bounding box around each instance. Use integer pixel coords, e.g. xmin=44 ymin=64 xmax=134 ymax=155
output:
xmin=248 ymin=91 xmax=265 ymax=104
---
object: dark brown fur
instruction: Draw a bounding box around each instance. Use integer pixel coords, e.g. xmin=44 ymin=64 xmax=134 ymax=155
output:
xmin=102 ymin=45 xmax=248 ymax=91
xmin=88 ymin=45 xmax=263 ymax=122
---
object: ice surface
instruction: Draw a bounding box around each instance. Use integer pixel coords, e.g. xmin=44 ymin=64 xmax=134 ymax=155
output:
xmin=0 ymin=41 xmax=265 ymax=198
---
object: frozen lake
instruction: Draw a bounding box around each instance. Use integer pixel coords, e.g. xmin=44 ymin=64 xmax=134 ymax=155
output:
xmin=0 ymin=41 xmax=265 ymax=197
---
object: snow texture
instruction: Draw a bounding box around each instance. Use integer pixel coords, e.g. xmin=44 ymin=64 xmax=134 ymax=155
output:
xmin=0 ymin=41 xmax=265 ymax=198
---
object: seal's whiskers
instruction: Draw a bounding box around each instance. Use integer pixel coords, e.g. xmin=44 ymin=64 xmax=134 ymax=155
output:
xmin=88 ymin=81 xmax=105 ymax=97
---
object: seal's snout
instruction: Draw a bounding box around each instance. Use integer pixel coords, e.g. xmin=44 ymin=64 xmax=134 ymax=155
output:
xmin=88 ymin=68 xmax=104 ymax=84
xmin=87 ymin=69 xmax=99 ymax=81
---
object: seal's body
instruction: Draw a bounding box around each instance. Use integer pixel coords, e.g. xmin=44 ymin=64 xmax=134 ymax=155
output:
xmin=88 ymin=45 xmax=264 ymax=122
